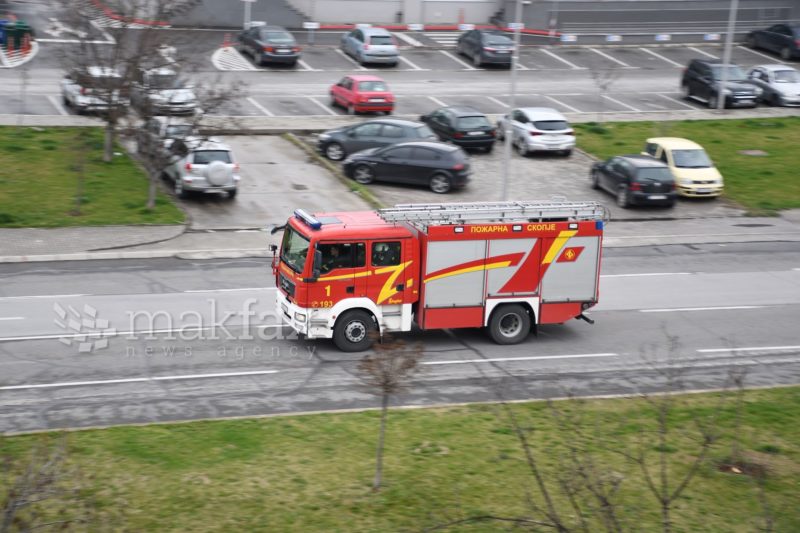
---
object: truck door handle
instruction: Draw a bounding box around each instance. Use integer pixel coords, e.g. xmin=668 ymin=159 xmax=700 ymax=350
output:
xmin=346 ymin=286 xmax=355 ymax=294
xmin=396 ymin=284 xmax=404 ymax=291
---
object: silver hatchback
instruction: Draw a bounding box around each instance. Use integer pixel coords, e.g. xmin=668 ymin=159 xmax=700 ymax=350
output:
xmin=341 ymin=27 xmax=399 ymax=66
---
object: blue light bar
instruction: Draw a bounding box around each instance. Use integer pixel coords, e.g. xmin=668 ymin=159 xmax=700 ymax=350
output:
xmin=294 ymin=209 xmax=322 ymax=230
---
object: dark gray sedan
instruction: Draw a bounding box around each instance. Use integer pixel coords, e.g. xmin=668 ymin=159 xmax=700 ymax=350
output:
xmin=316 ymin=119 xmax=437 ymax=161
xmin=237 ymin=25 xmax=301 ymax=66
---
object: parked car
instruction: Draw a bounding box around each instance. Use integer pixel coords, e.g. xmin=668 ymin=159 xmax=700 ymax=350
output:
xmin=130 ymin=67 xmax=197 ymax=115
xmin=642 ymin=138 xmax=724 ymax=198
xmin=341 ymin=27 xmax=398 ymax=66
xmin=745 ymin=24 xmax=800 ymax=60
xmin=591 ymin=155 xmax=677 ymax=208
xmin=163 ymin=137 xmax=240 ymax=199
xmin=329 ymin=74 xmax=394 ymax=115
xmin=136 ymin=116 xmax=197 ymax=156
xmin=746 ymin=64 xmax=800 ymax=106
xmin=342 ymin=141 xmax=470 ymax=193
xmin=237 ymin=25 xmax=301 ymax=66
xmin=60 ymin=66 xmax=129 ymax=114
xmin=681 ymin=59 xmax=761 ymax=108
xmin=317 ymin=119 xmax=437 ymax=161
xmin=496 ymin=107 xmax=574 ymax=156
xmin=456 ymin=29 xmax=514 ymax=68
xmin=419 ymin=106 xmax=496 ymax=152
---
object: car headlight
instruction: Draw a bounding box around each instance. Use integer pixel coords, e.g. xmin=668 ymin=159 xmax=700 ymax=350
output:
xmin=753 ymin=87 xmax=763 ymax=96
xmin=318 ymin=133 xmax=331 ymax=141
xmin=721 ymin=88 xmax=732 ymax=95
xmin=679 ymin=179 xmax=692 ymax=186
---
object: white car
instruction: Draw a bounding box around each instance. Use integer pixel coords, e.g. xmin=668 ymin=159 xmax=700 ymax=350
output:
xmin=60 ymin=66 xmax=130 ymax=114
xmin=163 ymin=137 xmax=240 ymax=199
xmin=136 ymin=116 xmax=197 ymax=157
xmin=746 ymin=64 xmax=800 ymax=107
xmin=496 ymin=107 xmax=575 ymax=157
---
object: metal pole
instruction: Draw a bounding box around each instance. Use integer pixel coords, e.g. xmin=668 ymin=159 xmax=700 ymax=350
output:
xmin=501 ymin=0 xmax=523 ymax=202
xmin=243 ymin=0 xmax=252 ymax=30
xmin=717 ymin=0 xmax=739 ymax=112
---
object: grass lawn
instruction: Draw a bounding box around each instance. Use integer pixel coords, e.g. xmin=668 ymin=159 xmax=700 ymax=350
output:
xmin=574 ymin=116 xmax=800 ymax=214
xmin=1 ymin=387 xmax=798 ymax=532
xmin=0 ymin=126 xmax=184 ymax=227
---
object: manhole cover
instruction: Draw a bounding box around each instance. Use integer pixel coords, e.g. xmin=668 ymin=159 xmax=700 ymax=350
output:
xmin=292 ymin=183 xmax=308 ymax=190
xmin=738 ymin=150 xmax=768 ymax=156
xmin=732 ymin=223 xmax=773 ymax=228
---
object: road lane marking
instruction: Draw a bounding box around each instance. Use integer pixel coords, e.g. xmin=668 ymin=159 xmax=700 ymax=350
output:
xmin=46 ymin=95 xmax=69 ymax=116
xmin=0 ymin=317 xmax=24 ymax=321
xmin=393 ymin=32 xmax=423 ymax=47
xmin=335 ymin=48 xmax=367 ymax=70
xmin=307 ymin=96 xmax=338 ymax=115
xmin=698 ymin=345 xmax=800 ymax=354
xmin=657 ymin=93 xmax=696 ymax=109
xmin=602 ymin=94 xmax=640 ymax=111
xmin=296 ymin=59 xmax=317 ymax=71
xmin=247 ymin=97 xmax=274 ymax=116
xmin=736 ymin=45 xmax=778 ymax=62
xmin=439 ymin=50 xmax=476 ymax=70
xmin=487 ymin=96 xmax=509 ymax=108
xmin=423 ymin=353 xmax=617 ymax=365
xmin=590 ymin=47 xmax=631 ymax=67
xmin=428 ymin=96 xmax=448 ymax=107
xmin=0 ymin=370 xmax=280 ymax=391
xmin=183 ymin=287 xmax=276 ymax=293
xmin=0 ymin=294 xmax=87 ymax=301
xmin=689 ymin=47 xmax=718 ymax=59
xmin=398 ymin=56 xmax=427 ymax=70
xmin=544 ymin=95 xmax=582 ymax=113
xmin=640 ymin=306 xmax=766 ymax=313
xmin=539 ymin=48 xmax=584 ymax=70
xmin=0 ymin=324 xmax=285 ymax=343
xmin=601 ymin=272 xmax=690 ymax=278
xmin=639 ymin=47 xmax=683 ymax=67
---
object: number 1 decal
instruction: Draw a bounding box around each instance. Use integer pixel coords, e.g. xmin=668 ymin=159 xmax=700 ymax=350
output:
xmin=324 ymin=285 xmax=331 ymax=297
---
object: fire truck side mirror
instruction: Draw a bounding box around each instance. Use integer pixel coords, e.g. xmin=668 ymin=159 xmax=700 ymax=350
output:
xmin=311 ymin=249 xmax=323 ymax=280
xmin=268 ymin=244 xmax=277 ymax=253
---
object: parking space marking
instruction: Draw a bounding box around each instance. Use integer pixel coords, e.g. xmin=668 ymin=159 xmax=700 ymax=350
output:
xmin=540 ymin=48 xmax=584 ymax=70
xmin=487 ymin=96 xmax=509 ymax=108
xmin=590 ymin=47 xmax=632 ymax=68
xmin=602 ymin=94 xmax=640 ymax=111
xmin=514 ymin=61 xmax=531 ymax=70
xmin=394 ymin=32 xmax=423 ymax=47
xmin=656 ymin=93 xmax=697 ymax=110
xmin=399 ymin=56 xmax=427 ymax=71
xmin=296 ymin=59 xmax=317 ymax=71
xmin=439 ymin=50 xmax=476 ymax=70
xmin=335 ymin=49 xmax=367 ymax=70
xmin=425 ymin=32 xmax=459 ymax=47
xmin=689 ymin=47 xmax=718 ymax=59
xmin=307 ymin=96 xmax=338 ymax=115
xmin=247 ymin=97 xmax=274 ymax=116
xmin=428 ymin=96 xmax=448 ymax=107
xmin=736 ymin=45 xmax=778 ymax=62
xmin=544 ymin=95 xmax=582 ymax=113
xmin=46 ymin=95 xmax=68 ymax=116
xmin=639 ymin=47 xmax=682 ymax=67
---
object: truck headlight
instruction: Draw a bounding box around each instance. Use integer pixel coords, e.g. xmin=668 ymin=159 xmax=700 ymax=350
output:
xmin=295 ymin=312 xmax=307 ymax=322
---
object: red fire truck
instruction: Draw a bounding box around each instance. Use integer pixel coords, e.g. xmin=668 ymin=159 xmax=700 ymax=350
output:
xmin=271 ymin=201 xmax=607 ymax=352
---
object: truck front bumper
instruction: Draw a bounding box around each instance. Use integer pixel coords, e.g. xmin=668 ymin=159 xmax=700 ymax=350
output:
xmin=276 ymin=291 xmax=333 ymax=339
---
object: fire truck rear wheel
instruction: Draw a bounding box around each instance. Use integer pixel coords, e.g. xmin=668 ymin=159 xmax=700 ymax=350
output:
xmin=333 ymin=310 xmax=376 ymax=352
xmin=488 ymin=304 xmax=531 ymax=345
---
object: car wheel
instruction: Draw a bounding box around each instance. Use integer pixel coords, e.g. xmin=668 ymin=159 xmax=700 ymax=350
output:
xmin=384 ymin=109 xmax=392 ymax=115
xmin=680 ymin=84 xmax=691 ymax=100
xmin=708 ymin=94 xmax=719 ymax=109
xmin=488 ymin=304 xmax=530 ymax=345
xmin=484 ymin=143 xmax=493 ymax=153
xmin=324 ymin=142 xmax=345 ymax=161
xmin=329 ymin=93 xmax=337 ymax=108
xmin=473 ymin=53 xmax=482 ymax=68
xmin=591 ymin=170 xmax=600 ymax=190
xmin=516 ymin=138 xmax=528 ymax=156
xmin=781 ymin=47 xmax=792 ymax=61
xmin=616 ymin=185 xmax=630 ymax=208
xmin=353 ymin=164 xmax=375 ymax=184
xmin=347 ymin=103 xmax=356 ymax=115
xmin=771 ymin=93 xmax=782 ymax=107
xmin=333 ymin=310 xmax=376 ymax=352
xmin=430 ymin=173 xmax=452 ymax=194
xmin=289 ymin=61 xmax=297 ymax=67
xmin=746 ymin=35 xmax=757 ymax=48
xmin=174 ymin=178 xmax=188 ymax=199
xmin=497 ymin=127 xmax=505 ymax=141
xmin=561 ymin=149 xmax=572 ymax=157
xmin=227 ymin=188 xmax=238 ymax=199
xmin=62 ymin=95 xmax=70 ymax=107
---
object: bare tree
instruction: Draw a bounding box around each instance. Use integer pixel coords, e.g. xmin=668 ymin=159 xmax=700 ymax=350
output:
xmin=589 ymin=65 xmax=623 ymax=123
xmin=356 ymin=335 xmax=423 ymax=491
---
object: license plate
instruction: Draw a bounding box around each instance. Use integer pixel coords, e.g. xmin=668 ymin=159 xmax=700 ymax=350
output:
xmin=696 ymin=188 xmax=712 ymax=193
xmin=468 ymin=131 xmax=484 ymax=136
xmin=277 ymin=48 xmax=290 ymax=53
xmin=369 ymin=98 xmax=385 ymax=102
xmin=648 ymin=195 xmax=667 ymax=200
xmin=496 ymin=50 xmax=510 ymax=53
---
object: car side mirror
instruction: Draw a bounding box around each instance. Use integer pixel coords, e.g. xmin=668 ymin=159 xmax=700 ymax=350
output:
xmin=420 ymin=114 xmax=429 ymax=121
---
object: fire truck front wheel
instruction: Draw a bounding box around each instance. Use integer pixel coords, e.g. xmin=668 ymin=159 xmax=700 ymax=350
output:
xmin=488 ymin=304 xmax=531 ymax=345
xmin=333 ymin=310 xmax=377 ymax=352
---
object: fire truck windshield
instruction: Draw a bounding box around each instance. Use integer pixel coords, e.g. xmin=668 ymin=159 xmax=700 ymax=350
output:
xmin=280 ymin=226 xmax=311 ymax=273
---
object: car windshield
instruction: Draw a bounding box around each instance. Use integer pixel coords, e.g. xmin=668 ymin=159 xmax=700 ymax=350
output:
xmin=165 ymin=124 xmax=194 ymax=138
xmin=636 ymin=168 xmax=673 ymax=182
xmin=457 ymin=116 xmax=491 ymax=129
xmin=150 ymin=74 xmax=181 ymax=89
xmin=672 ymin=149 xmax=712 ymax=168
xmin=358 ymin=81 xmax=387 ymax=92
xmin=370 ymin=36 xmax=393 ymax=45
xmin=711 ymin=65 xmax=746 ymax=81
xmin=415 ymin=125 xmax=435 ymax=138
xmin=192 ymin=150 xmax=232 ymax=164
xmin=774 ymin=69 xmax=800 ymax=83
xmin=280 ymin=226 xmax=311 ymax=274
xmin=263 ymin=31 xmax=294 ymax=44
xmin=533 ymin=120 xmax=569 ymax=131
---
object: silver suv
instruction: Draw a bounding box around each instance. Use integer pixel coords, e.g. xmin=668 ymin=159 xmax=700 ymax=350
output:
xmin=163 ymin=138 xmax=240 ymax=199
xmin=341 ymin=27 xmax=398 ymax=66
xmin=130 ymin=67 xmax=198 ymax=115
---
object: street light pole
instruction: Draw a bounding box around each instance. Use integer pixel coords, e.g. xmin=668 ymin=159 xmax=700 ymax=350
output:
xmin=501 ymin=0 xmax=524 ymax=201
xmin=717 ymin=0 xmax=739 ymax=112
xmin=242 ymin=0 xmax=255 ymax=30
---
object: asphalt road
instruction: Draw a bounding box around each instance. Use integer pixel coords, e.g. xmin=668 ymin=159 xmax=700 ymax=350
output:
xmin=1 ymin=241 xmax=799 ymax=433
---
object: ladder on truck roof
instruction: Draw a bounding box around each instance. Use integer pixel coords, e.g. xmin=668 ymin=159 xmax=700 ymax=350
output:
xmin=378 ymin=201 xmax=609 ymax=226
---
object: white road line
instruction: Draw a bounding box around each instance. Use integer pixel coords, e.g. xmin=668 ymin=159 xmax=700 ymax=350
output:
xmin=640 ymin=306 xmax=766 ymax=313
xmin=639 ymin=47 xmax=682 ymax=67
xmin=544 ymin=95 xmax=582 ymax=113
xmin=423 ymin=353 xmax=618 ymax=366
xmin=736 ymin=45 xmax=778 ymax=62
xmin=46 ymin=95 xmax=68 ymax=116
xmin=183 ymin=287 xmax=275 ymax=293
xmin=514 ymin=61 xmax=530 ymax=70
xmin=602 ymin=94 xmax=640 ymax=111
xmin=590 ymin=47 xmax=631 ymax=67
xmin=487 ymin=96 xmax=509 ymax=108
xmin=689 ymin=47 xmax=718 ymax=59
xmin=440 ymin=50 xmax=476 ymax=70
xmin=697 ymin=345 xmax=800 ymax=354
xmin=398 ymin=55 xmax=427 ymax=70
xmin=601 ymin=272 xmax=690 ymax=278
xmin=0 ymin=370 xmax=280 ymax=391
xmin=428 ymin=96 xmax=448 ymax=107
xmin=393 ymin=32 xmax=423 ymax=47
xmin=657 ymin=93 xmax=696 ymax=110
xmin=307 ymin=96 xmax=338 ymax=115
xmin=0 ymin=317 xmax=24 ymax=321
xmin=0 ymin=294 xmax=87 ymax=301
xmin=246 ymin=97 xmax=274 ymax=117
xmin=296 ymin=59 xmax=316 ymax=71
xmin=540 ymin=48 xmax=584 ymax=70
xmin=335 ymin=48 xmax=366 ymax=70
xmin=36 ymin=38 xmax=113 ymax=44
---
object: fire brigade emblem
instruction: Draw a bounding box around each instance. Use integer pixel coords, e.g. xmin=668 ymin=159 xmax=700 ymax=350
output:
xmin=557 ymin=247 xmax=584 ymax=263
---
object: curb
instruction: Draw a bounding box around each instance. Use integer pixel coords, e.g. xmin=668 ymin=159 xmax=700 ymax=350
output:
xmin=0 ymin=248 xmax=268 ymax=264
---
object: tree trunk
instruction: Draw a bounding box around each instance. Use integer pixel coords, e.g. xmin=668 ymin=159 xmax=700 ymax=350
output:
xmin=104 ymin=123 xmax=114 ymax=163
xmin=146 ymin=171 xmax=157 ymax=210
xmin=373 ymin=393 xmax=390 ymax=491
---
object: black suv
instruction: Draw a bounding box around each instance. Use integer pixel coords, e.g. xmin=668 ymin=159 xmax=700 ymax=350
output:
xmin=419 ymin=106 xmax=496 ymax=152
xmin=591 ymin=155 xmax=676 ymax=208
xmin=681 ymin=59 xmax=761 ymax=108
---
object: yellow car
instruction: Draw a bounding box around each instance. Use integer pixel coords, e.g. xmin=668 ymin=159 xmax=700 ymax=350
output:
xmin=642 ymin=137 xmax=724 ymax=198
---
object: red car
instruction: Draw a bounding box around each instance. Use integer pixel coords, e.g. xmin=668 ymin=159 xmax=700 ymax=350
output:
xmin=329 ymin=74 xmax=395 ymax=115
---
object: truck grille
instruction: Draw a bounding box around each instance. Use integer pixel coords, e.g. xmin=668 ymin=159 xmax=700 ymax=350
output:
xmin=279 ymin=272 xmax=295 ymax=297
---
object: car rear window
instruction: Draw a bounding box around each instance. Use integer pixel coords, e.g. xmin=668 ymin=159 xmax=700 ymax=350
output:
xmin=636 ymin=168 xmax=673 ymax=182
xmin=532 ymin=120 xmax=569 ymax=131
xmin=192 ymin=150 xmax=232 ymax=164
xmin=357 ymin=81 xmax=388 ymax=92
xmin=486 ymin=36 xmax=512 ymax=45
xmin=456 ymin=116 xmax=491 ymax=129
xmin=151 ymin=74 xmax=180 ymax=89
xmin=370 ymin=35 xmax=393 ymax=46
xmin=263 ymin=31 xmax=294 ymax=44
xmin=414 ymin=125 xmax=435 ymax=138
xmin=166 ymin=125 xmax=193 ymax=138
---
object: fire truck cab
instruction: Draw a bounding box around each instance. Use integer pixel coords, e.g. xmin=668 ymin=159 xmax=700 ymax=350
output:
xmin=272 ymin=201 xmax=607 ymax=352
